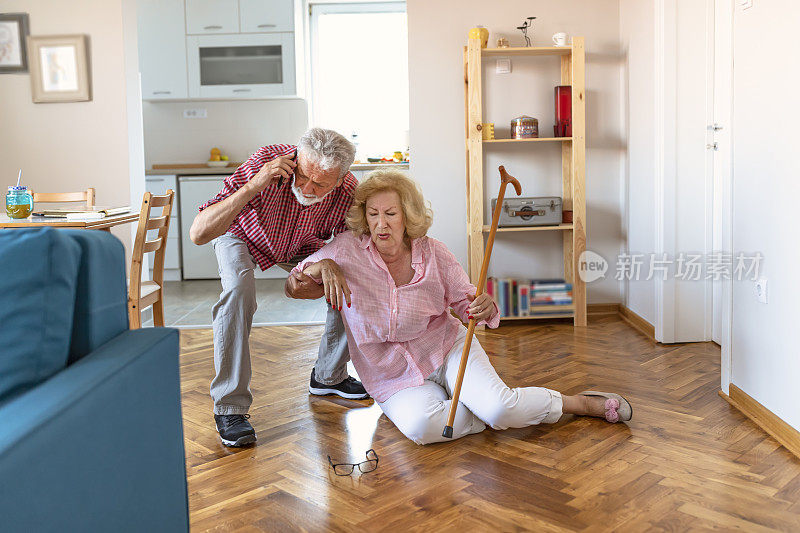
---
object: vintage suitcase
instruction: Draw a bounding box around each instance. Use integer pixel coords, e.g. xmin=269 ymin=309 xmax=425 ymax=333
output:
xmin=491 ymin=196 xmax=563 ymax=227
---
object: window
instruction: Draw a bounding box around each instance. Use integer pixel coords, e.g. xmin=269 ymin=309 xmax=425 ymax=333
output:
xmin=309 ymin=2 xmax=408 ymax=160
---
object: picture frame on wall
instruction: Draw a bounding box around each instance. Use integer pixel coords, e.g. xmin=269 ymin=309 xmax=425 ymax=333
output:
xmin=0 ymin=13 xmax=30 ymax=73
xmin=28 ymin=34 xmax=91 ymax=103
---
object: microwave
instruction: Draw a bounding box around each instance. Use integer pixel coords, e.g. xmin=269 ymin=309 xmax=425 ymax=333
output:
xmin=186 ymin=33 xmax=295 ymax=98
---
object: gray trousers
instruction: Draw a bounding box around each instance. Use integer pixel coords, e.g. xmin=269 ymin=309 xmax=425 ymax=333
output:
xmin=210 ymin=233 xmax=349 ymax=415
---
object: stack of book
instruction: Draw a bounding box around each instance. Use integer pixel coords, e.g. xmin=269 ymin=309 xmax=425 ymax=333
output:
xmin=486 ymin=278 xmax=573 ymax=318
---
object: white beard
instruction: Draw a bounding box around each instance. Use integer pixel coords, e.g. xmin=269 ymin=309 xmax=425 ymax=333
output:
xmin=290 ymin=175 xmax=331 ymax=206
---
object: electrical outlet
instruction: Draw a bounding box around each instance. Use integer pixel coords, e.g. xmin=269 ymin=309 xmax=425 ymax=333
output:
xmin=183 ymin=108 xmax=207 ymax=119
xmin=496 ymin=58 xmax=511 ymax=74
xmin=755 ymin=278 xmax=768 ymax=303
xmin=740 ymin=0 xmax=753 ymax=9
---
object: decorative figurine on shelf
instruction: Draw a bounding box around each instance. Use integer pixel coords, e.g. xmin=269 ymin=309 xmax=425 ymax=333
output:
xmin=516 ymin=16 xmax=536 ymax=47
xmin=496 ymin=37 xmax=509 ymax=48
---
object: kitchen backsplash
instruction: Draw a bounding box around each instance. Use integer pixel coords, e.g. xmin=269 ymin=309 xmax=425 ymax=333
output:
xmin=142 ymin=99 xmax=309 ymax=168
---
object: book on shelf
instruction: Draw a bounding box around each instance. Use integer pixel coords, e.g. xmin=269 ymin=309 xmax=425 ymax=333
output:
xmin=518 ymin=284 xmax=529 ymax=316
xmin=511 ymin=280 xmax=518 ymax=317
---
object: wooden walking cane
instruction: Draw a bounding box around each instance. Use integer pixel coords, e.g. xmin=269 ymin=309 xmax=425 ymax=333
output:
xmin=443 ymin=166 xmax=522 ymax=438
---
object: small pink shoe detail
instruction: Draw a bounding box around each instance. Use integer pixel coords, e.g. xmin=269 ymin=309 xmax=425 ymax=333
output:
xmin=604 ymin=398 xmax=620 ymax=423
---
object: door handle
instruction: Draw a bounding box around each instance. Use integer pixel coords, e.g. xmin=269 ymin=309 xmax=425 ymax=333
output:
xmin=706 ymin=142 xmax=719 ymax=150
xmin=204 ymin=25 xmax=223 ymax=30
xmin=233 ymin=89 xmax=252 ymax=93
xmin=153 ymin=90 xmax=172 ymax=95
xmin=257 ymin=24 xmax=277 ymax=28
xmin=708 ymin=123 xmax=723 ymax=131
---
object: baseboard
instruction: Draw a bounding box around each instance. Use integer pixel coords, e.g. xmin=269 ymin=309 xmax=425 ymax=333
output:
xmin=618 ymin=304 xmax=656 ymax=340
xmin=719 ymin=384 xmax=800 ymax=460
xmin=587 ymin=303 xmax=620 ymax=315
xmin=588 ymin=302 xmax=657 ymax=341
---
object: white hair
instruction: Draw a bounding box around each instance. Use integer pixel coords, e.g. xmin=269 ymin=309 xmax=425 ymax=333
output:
xmin=297 ymin=128 xmax=356 ymax=178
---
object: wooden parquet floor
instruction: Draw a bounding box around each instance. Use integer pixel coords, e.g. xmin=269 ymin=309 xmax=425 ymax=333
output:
xmin=179 ymin=314 xmax=800 ymax=532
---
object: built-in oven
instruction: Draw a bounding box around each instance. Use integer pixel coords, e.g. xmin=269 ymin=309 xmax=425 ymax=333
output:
xmin=186 ymin=33 xmax=295 ymax=98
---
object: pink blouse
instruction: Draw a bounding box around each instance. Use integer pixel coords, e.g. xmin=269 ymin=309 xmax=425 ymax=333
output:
xmin=294 ymin=231 xmax=500 ymax=402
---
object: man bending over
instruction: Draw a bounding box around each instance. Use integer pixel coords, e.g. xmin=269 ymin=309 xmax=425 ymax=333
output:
xmin=190 ymin=128 xmax=368 ymax=447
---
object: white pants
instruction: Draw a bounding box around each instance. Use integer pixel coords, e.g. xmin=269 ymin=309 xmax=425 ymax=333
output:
xmin=378 ymin=329 xmax=563 ymax=445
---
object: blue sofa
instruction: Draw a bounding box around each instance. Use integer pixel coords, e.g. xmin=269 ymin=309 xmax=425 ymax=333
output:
xmin=0 ymin=228 xmax=188 ymax=532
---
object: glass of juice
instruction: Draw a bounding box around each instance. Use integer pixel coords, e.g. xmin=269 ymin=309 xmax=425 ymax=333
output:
xmin=6 ymin=185 xmax=34 ymax=219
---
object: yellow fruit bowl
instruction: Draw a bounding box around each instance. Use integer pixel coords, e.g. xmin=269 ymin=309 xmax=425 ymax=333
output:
xmin=206 ymin=161 xmax=230 ymax=168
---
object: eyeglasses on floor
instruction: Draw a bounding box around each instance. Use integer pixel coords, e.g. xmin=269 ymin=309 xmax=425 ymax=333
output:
xmin=327 ymin=449 xmax=379 ymax=476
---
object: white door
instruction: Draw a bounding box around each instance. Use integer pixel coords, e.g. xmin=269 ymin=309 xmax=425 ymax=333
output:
xmin=239 ymin=0 xmax=294 ymax=33
xmin=656 ymin=0 xmax=717 ymax=343
xmin=137 ymin=0 xmax=188 ymax=99
xmin=185 ymin=0 xmax=239 ymax=34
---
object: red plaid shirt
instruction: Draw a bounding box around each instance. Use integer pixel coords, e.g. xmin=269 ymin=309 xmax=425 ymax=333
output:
xmin=198 ymin=143 xmax=357 ymax=270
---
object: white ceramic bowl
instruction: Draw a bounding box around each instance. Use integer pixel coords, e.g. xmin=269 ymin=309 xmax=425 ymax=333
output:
xmin=206 ymin=161 xmax=229 ymax=168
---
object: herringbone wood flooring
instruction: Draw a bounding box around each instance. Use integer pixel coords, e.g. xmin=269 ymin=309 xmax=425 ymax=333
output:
xmin=179 ymin=314 xmax=800 ymax=532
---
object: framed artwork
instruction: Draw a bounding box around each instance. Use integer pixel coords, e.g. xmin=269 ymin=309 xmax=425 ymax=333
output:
xmin=0 ymin=13 xmax=30 ymax=73
xmin=28 ymin=34 xmax=91 ymax=103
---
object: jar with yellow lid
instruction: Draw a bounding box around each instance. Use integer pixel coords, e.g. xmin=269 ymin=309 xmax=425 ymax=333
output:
xmin=468 ymin=26 xmax=489 ymax=48
xmin=6 ymin=185 xmax=33 ymax=219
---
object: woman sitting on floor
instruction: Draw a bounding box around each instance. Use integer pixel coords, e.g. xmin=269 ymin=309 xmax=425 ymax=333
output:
xmin=286 ymin=169 xmax=632 ymax=445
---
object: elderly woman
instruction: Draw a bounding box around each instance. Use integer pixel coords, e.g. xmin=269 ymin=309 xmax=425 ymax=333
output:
xmin=286 ymin=169 xmax=632 ymax=445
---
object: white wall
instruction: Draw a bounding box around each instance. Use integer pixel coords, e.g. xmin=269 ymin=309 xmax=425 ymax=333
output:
xmin=619 ymin=0 xmax=656 ymax=323
xmin=729 ymin=0 xmax=800 ymax=429
xmin=142 ymin=99 xmax=308 ymax=167
xmin=0 ymin=0 xmax=142 ymax=253
xmin=407 ymin=0 xmax=624 ymax=303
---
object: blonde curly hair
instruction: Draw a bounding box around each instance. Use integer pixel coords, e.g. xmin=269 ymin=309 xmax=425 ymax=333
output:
xmin=346 ymin=168 xmax=433 ymax=239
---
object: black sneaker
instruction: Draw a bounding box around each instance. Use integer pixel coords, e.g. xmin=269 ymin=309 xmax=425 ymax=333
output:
xmin=214 ymin=414 xmax=257 ymax=447
xmin=309 ymin=369 xmax=370 ymax=400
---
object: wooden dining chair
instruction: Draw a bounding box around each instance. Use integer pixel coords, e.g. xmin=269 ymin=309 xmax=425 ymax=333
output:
xmin=128 ymin=189 xmax=174 ymax=329
xmin=32 ymin=187 xmax=95 ymax=207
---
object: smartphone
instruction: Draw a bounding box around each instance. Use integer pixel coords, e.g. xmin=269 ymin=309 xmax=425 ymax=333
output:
xmin=277 ymin=149 xmax=298 ymax=187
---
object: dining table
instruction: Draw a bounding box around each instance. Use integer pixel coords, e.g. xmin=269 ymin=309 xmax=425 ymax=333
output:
xmin=0 ymin=212 xmax=139 ymax=231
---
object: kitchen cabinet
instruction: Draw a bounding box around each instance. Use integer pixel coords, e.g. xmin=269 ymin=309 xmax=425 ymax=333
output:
xmin=187 ymin=33 xmax=295 ymax=98
xmin=186 ymin=0 xmax=240 ymax=34
xmin=139 ymin=0 xmax=297 ymax=100
xmin=137 ymin=0 xmax=188 ymax=99
xmin=240 ymin=0 xmax=294 ymax=33
xmin=145 ymin=175 xmax=182 ymax=278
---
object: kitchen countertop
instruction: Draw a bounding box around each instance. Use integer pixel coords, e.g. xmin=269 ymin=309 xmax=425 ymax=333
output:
xmin=146 ymin=162 xmax=409 ymax=176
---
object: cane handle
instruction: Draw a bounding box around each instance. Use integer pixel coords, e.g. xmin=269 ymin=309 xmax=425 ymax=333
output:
xmin=499 ymin=165 xmax=522 ymax=196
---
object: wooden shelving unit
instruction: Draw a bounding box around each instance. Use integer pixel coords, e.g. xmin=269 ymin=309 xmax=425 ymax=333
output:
xmin=464 ymin=38 xmax=587 ymax=326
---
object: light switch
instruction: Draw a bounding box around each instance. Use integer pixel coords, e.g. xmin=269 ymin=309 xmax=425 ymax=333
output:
xmin=496 ymin=58 xmax=511 ymax=74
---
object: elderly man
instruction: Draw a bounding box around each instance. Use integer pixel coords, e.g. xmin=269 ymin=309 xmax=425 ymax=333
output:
xmin=190 ymin=128 xmax=368 ymax=448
